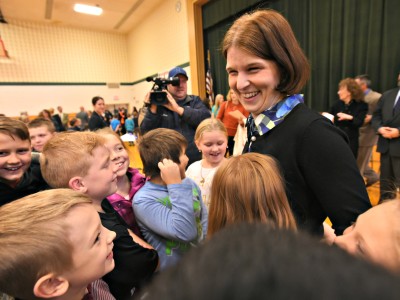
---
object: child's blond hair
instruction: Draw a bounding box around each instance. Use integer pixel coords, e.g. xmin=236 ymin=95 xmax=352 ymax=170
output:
xmin=194 ymin=118 xmax=227 ymax=143
xmin=40 ymin=131 xmax=106 ymax=187
xmin=0 ymin=189 xmax=92 ymax=300
xmin=27 ymin=118 xmax=56 ymax=133
xmin=96 ymin=127 xmax=127 ymax=150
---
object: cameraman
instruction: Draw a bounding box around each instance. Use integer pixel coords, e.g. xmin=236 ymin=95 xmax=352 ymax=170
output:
xmin=140 ymin=67 xmax=211 ymax=165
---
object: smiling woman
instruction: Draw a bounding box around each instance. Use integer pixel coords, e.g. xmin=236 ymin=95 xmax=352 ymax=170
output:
xmin=222 ymin=9 xmax=371 ymax=236
xmin=89 ymin=96 xmax=108 ymax=131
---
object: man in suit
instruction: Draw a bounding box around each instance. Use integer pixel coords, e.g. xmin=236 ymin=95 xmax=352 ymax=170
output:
xmin=57 ymin=105 xmax=69 ymax=128
xmin=372 ymin=73 xmax=400 ymax=202
xmin=355 ymin=75 xmax=381 ymax=186
xmin=49 ymin=107 xmax=65 ymax=132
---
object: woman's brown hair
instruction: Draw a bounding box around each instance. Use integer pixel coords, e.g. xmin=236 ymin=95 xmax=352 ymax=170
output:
xmin=222 ymin=9 xmax=310 ymax=95
xmin=339 ymin=78 xmax=365 ymax=102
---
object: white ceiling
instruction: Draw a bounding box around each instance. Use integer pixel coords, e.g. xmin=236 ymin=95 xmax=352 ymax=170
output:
xmin=0 ymin=0 xmax=165 ymax=33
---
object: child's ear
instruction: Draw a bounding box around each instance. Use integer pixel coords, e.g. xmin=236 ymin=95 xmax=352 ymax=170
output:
xmin=69 ymin=176 xmax=87 ymax=193
xmin=33 ymin=274 xmax=69 ymax=298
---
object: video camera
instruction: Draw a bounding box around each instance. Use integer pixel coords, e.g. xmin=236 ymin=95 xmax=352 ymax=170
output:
xmin=146 ymin=76 xmax=180 ymax=105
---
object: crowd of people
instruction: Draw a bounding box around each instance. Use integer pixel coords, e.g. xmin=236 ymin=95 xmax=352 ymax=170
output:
xmin=0 ymin=8 xmax=399 ymax=300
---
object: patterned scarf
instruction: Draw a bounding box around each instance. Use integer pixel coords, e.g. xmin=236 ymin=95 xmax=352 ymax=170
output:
xmin=246 ymin=94 xmax=304 ymax=142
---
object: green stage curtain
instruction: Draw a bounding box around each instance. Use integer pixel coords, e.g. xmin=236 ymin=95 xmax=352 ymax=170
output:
xmin=203 ymin=0 xmax=400 ymax=111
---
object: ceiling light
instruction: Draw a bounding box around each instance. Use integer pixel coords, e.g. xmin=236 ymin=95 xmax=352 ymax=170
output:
xmin=73 ymin=4 xmax=103 ymax=16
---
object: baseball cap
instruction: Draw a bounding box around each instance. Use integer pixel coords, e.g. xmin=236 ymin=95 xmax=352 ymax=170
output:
xmin=168 ymin=67 xmax=188 ymax=80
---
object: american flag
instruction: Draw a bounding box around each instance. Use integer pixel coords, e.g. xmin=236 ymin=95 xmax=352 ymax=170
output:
xmin=205 ymin=68 xmax=214 ymax=104
xmin=0 ymin=34 xmax=9 ymax=58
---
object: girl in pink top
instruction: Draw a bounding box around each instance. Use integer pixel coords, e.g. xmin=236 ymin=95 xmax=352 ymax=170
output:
xmin=96 ymin=128 xmax=146 ymax=237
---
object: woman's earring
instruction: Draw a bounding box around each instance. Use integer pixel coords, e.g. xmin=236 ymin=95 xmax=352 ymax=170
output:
xmin=199 ymin=149 xmax=202 ymax=153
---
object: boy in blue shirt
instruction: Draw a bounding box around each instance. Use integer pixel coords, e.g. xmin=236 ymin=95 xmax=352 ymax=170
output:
xmin=134 ymin=128 xmax=208 ymax=270
xmin=124 ymin=114 xmax=135 ymax=146
xmin=110 ymin=114 xmax=121 ymax=134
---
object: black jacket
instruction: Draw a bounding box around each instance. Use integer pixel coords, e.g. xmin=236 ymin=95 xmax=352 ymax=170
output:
xmin=244 ymin=104 xmax=371 ymax=236
xmin=140 ymin=95 xmax=211 ymax=165
xmin=372 ymin=87 xmax=400 ymax=156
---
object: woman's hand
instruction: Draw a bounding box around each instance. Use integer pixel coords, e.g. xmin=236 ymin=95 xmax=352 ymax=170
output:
xmin=336 ymin=112 xmax=353 ymax=121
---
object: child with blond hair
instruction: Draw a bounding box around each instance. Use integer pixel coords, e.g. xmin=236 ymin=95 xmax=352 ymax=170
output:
xmin=27 ymin=118 xmax=56 ymax=152
xmin=40 ymin=131 xmax=158 ymax=299
xmin=0 ymin=189 xmax=116 ymax=300
xmin=186 ymin=118 xmax=228 ymax=210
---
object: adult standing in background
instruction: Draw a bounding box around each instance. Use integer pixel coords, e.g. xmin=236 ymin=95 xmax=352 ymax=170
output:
xmin=88 ymin=96 xmax=108 ymax=131
xmin=132 ymin=106 xmax=139 ymax=127
xmin=355 ymin=74 xmax=381 ymax=186
xmin=132 ymin=106 xmax=140 ymax=136
xmin=76 ymin=106 xmax=89 ymax=130
xmin=212 ymin=94 xmax=224 ymax=117
xmin=38 ymin=109 xmax=52 ymax=121
xmin=48 ymin=107 xmax=65 ymax=132
xmin=223 ymin=9 xmax=371 ymax=236
xmin=217 ymin=89 xmax=249 ymax=156
xmin=118 ymin=107 xmax=127 ymax=134
xmin=329 ymin=78 xmax=368 ymax=158
xmin=372 ymin=73 xmax=400 ymax=203
xmin=140 ymin=67 xmax=211 ymax=165
xmin=57 ymin=106 xmax=69 ymax=128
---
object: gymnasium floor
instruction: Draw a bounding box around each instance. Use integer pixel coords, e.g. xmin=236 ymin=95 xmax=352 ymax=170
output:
xmin=366 ymin=146 xmax=381 ymax=206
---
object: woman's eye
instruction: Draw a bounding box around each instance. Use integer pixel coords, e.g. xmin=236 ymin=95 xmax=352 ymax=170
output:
xmin=94 ymin=233 xmax=101 ymax=244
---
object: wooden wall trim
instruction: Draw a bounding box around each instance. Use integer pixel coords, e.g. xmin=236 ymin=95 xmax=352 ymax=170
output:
xmin=186 ymin=0 xmax=209 ymax=98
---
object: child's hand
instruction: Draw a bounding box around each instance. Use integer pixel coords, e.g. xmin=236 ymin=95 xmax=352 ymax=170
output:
xmin=321 ymin=222 xmax=336 ymax=245
xmin=127 ymin=229 xmax=154 ymax=250
xmin=158 ymin=158 xmax=182 ymax=185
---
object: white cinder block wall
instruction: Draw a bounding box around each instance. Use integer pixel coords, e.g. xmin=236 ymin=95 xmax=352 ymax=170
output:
xmin=0 ymin=0 xmax=191 ymax=117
